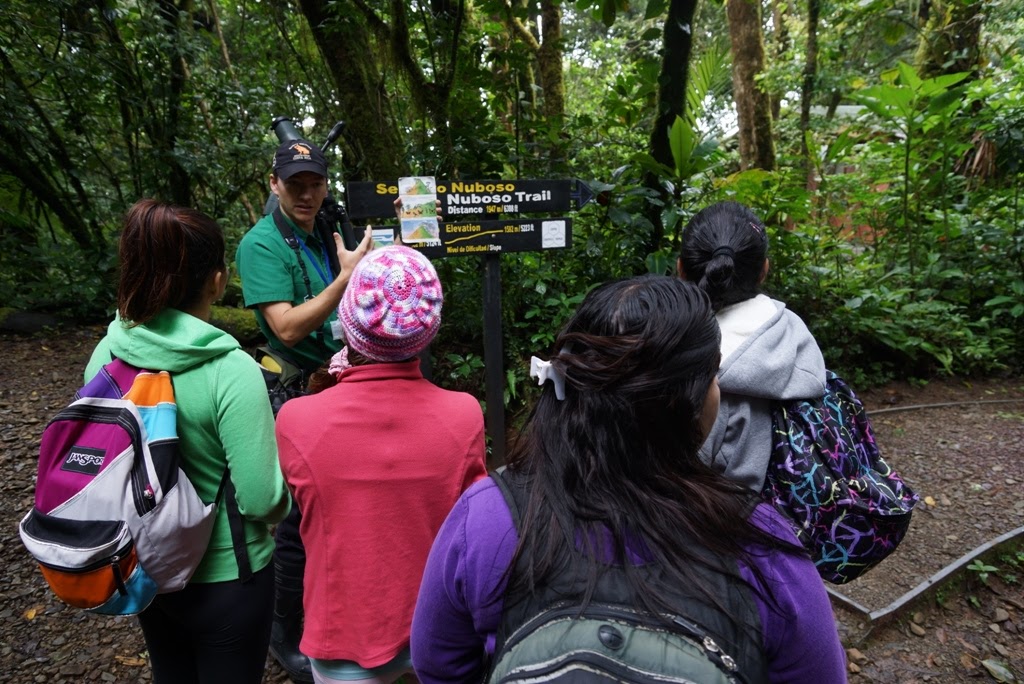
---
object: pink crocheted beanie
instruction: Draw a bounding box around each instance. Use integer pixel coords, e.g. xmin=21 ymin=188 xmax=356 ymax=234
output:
xmin=338 ymin=245 xmax=443 ymax=362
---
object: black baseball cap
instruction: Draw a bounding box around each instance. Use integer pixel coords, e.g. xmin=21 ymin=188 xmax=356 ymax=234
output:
xmin=272 ymin=139 xmax=328 ymax=180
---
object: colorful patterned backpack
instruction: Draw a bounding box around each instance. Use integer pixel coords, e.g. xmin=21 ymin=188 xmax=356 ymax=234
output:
xmin=18 ymin=358 xmax=248 ymax=615
xmin=762 ymin=371 xmax=919 ymax=584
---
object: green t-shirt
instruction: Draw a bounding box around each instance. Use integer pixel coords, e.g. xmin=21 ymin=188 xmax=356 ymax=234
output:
xmin=236 ymin=212 xmax=342 ymax=371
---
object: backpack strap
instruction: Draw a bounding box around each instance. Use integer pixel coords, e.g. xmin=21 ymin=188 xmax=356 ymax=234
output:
xmin=215 ymin=469 xmax=253 ymax=583
xmin=489 ymin=466 xmax=521 ymax=529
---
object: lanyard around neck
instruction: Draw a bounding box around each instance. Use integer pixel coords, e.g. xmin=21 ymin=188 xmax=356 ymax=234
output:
xmin=297 ymin=235 xmax=333 ymax=286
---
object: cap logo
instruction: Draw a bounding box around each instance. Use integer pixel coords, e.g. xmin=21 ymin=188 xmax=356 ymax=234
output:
xmin=290 ymin=143 xmax=312 ymax=158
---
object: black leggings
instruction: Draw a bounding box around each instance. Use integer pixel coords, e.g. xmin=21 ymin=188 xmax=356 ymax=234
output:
xmin=138 ymin=564 xmax=274 ymax=684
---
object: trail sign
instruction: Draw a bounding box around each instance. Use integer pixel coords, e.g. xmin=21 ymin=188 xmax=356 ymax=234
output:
xmin=344 ymin=177 xmax=593 ymax=467
xmin=347 ymin=179 xmax=593 ymax=220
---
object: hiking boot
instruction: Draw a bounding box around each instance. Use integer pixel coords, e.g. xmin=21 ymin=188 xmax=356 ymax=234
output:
xmin=270 ymin=562 xmax=313 ymax=683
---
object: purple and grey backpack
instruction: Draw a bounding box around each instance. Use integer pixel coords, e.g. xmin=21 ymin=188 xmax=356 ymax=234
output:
xmin=762 ymin=370 xmax=919 ymax=584
xmin=18 ymin=358 xmax=246 ymax=615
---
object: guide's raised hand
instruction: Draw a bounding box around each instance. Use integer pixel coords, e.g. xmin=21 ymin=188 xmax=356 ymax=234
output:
xmin=335 ymin=227 xmax=373 ymax=279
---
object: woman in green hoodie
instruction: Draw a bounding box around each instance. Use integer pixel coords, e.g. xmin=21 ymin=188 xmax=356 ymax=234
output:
xmin=85 ymin=199 xmax=292 ymax=684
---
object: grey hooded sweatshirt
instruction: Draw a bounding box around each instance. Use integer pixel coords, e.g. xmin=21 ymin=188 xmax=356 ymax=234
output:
xmin=699 ymin=295 xmax=827 ymax=491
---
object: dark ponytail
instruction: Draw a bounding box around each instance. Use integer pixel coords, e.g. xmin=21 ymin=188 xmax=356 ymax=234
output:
xmin=679 ymin=201 xmax=768 ymax=311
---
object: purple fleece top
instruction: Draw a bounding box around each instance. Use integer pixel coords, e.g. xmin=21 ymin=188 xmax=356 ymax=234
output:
xmin=411 ymin=477 xmax=848 ymax=684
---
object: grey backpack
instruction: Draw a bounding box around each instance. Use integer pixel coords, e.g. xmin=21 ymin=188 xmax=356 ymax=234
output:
xmin=488 ymin=469 xmax=751 ymax=684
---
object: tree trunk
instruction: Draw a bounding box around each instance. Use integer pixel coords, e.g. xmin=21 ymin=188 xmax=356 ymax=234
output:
xmin=799 ymin=0 xmax=820 ymax=180
xmin=298 ymin=0 xmax=409 ymax=181
xmin=915 ymin=0 xmax=983 ymax=80
xmin=499 ymin=0 xmax=566 ymax=173
xmin=645 ymin=0 xmax=699 ymax=252
xmin=769 ymin=0 xmax=789 ymax=121
xmin=727 ymin=0 xmax=776 ymax=171
xmin=538 ymin=0 xmax=565 ymax=125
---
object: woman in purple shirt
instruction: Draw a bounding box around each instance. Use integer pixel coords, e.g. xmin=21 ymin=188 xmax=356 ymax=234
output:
xmin=411 ymin=276 xmax=847 ymax=683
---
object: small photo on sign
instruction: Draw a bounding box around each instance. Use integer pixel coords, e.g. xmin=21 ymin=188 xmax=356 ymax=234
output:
xmin=399 ymin=196 xmax=437 ymax=220
xmin=398 ymin=176 xmax=436 ymax=197
xmin=542 ymin=220 xmax=566 ymax=248
xmin=401 ymin=217 xmax=440 ymax=244
xmin=372 ymin=227 xmax=396 ymax=249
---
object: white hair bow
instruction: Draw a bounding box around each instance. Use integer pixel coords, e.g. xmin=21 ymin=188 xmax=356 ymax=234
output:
xmin=530 ymin=356 xmax=566 ymax=401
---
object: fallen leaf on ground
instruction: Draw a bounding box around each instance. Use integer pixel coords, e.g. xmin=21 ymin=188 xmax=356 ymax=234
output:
xmin=980 ymin=659 xmax=1015 ymax=683
xmin=956 ymin=636 xmax=980 ymax=653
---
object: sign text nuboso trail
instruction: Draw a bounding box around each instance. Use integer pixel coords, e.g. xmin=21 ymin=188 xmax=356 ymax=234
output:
xmin=347 ymin=179 xmax=593 ymax=219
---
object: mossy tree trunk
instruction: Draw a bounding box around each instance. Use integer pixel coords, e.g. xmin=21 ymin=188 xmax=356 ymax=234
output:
xmin=915 ymin=0 xmax=984 ymax=80
xmin=298 ymin=0 xmax=410 ymax=180
xmin=799 ymin=0 xmax=820 ymax=181
xmin=727 ymin=0 xmax=776 ymax=171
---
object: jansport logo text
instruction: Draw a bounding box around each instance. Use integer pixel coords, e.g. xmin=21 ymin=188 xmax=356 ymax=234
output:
xmin=60 ymin=446 xmax=106 ymax=475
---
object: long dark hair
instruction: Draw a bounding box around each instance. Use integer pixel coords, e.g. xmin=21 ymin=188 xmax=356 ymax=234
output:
xmin=117 ymin=199 xmax=225 ymax=325
xmin=504 ymin=275 xmax=790 ymax=620
xmin=679 ymin=201 xmax=768 ymax=311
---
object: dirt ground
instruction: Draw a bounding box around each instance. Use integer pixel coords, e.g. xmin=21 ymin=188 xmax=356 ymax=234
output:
xmin=0 ymin=326 xmax=1022 ymax=683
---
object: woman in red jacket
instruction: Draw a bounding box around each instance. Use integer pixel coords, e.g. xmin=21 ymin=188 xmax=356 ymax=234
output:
xmin=275 ymin=245 xmax=487 ymax=684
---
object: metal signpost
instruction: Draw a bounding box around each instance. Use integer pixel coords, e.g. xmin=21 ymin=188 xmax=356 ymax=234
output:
xmin=346 ymin=178 xmax=593 ymax=465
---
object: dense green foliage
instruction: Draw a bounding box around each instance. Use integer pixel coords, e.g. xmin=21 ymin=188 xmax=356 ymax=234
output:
xmin=1 ymin=0 xmax=1022 ymax=416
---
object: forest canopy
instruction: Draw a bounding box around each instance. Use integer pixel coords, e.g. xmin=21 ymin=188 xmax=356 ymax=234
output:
xmin=1 ymin=0 xmax=1022 ymax=404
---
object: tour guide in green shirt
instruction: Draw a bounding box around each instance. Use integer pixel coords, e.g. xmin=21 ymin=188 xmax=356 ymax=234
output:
xmin=235 ymin=139 xmax=371 ymax=684
xmin=237 ymin=140 xmax=371 ymax=373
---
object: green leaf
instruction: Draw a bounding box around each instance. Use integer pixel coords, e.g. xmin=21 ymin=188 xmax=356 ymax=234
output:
xmin=644 ymin=0 xmax=667 ymax=19
xmin=686 ymin=40 xmax=730 ymax=124
xmin=980 ymin=659 xmax=1014 ymax=683
xmin=645 ymin=250 xmax=675 ymax=275
xmin=921 ymin=71 xmax=971 ymax=95
xmin=601 ymin=0 xmax=617 ymax=26
xmin=927 ymin=88 xmax=966 ymax=116
xmin=897 ymin=61 xmax=922 ymax=90
xmin=669 ymin=115 xmax=696 ymax=178
xmin=608 ymin=206 xmax=632 ymax=226
xmin=851 ymin=85 xmax=914 ymax=121
xmin=629 ymin=152 xmax=675 ymax=177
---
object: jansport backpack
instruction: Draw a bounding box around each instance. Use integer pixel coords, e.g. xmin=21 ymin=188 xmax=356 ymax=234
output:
xmin=488 ymin=469 xmax=754 ymax=684
xmin=762 ymin=370 xmax=919 ymax=584
xmin=18 ymin=358 xmax=249 ymax=615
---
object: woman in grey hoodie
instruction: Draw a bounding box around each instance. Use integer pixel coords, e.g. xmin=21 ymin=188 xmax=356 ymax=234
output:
xmin=678 ymin=201 xmax=827 ymax=492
